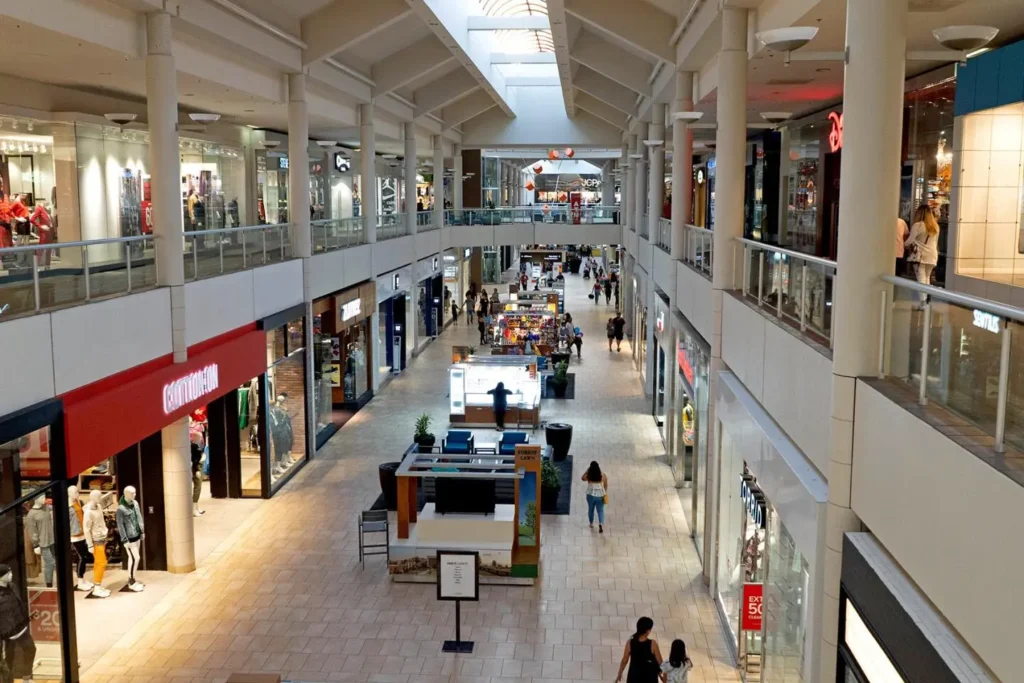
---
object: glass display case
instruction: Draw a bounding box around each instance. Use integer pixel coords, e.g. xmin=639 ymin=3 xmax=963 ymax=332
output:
xmin=449 ymin=358 xmax=541 ymax=426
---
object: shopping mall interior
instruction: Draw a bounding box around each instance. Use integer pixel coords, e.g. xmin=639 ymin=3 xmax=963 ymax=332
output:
xmin=0 ymin=0 xmax=1023 ymax=682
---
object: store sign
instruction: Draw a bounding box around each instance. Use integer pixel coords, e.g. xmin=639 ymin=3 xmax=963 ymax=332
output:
xmin=334 ymin=153 xmax=351 ymax=173
xmin=392 ymin=273 xmax=400 ymax=290
xmin=973 ymin=309 xmax=1000 ymax=334
xmin=464 ymin=248 xmax=471 ymax=259
xmin=341 ymin=299 xmax=362 ymax=322
xmin=432 ymin=257 xmax=439 ymax=271
xmin=163 ymin=364 xmax=220 ymax=415
xmin=656 ymin=311 xmax=665 ymax=332
xmin=741 ymin=583 xmax=764 ymax=632
xmin=696 ymin=169 xmax=705 ymax=185
xmin=740 ymin=475 xmax=767 ymax=529
xmin=279 ymin=156 xmax=289 ymax=169
xmin=677 ymin=343 xmax=694 ymax=387
xmin=828 ymin=111 xmax=844 ymax=153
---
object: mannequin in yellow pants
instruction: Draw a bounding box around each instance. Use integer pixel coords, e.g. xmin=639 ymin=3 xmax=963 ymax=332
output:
xmin=83 ymin=490 xmax=111 ymax=598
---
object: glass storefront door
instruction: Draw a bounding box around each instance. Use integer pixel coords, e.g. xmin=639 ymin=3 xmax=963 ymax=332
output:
xmin=654 ymin=342 xmax=666 ymax=429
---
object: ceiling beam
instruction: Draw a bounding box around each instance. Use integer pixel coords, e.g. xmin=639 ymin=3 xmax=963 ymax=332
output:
xmin=574 ymin=65 xmax=638 ymax=116
xmin=371 ymin=36 xmax=456 ymax=98
xmin=574 ymin=90 xmax=627 ymax=130
xmin=301 ymin=0 xmax=411 ymax=66
xmin=565 ymin=0 xmax=675 ymax=63
xmin=506 ymin=77 xmax=562 ymax=86
xmin=441 ymin=89 xmax=497 ymax=129
xmin=570 ymin=30 xmax=653 ymax=97
xmin=413 ymin=70 xmax=480 ymax=117
xmin=491 ymin=53 xmax=557 ymax=64
xmin=547 ymin=0 xmax=576 ymax=117
xmin=466 ymin=15 xmax=549 ymax=30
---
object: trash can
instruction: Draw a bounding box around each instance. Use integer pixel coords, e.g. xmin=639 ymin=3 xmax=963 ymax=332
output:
xmin=545 ymin=422 xmax=573 ymax=462
xmin=378 ymin=461 xmax=401 ymax=511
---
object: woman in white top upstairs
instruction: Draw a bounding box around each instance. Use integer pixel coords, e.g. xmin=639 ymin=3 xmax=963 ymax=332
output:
xmin=905 ymin=204 xmax=940 ymax=288
xmin=581 ymin=460 xmax=608 ymax=532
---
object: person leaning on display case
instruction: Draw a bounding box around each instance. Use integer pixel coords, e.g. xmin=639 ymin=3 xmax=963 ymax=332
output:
xmin=487 ymin=382 xmax=513 ymax=431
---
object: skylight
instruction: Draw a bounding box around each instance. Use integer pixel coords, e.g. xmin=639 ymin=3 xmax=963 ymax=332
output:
xmin=477 ymin=0 xmax=553 ymax=53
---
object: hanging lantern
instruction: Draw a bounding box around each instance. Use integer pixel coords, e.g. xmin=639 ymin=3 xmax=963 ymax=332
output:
xmin=564 ymin=147 xmax=575 ymax=158
xmin=542 ymin=204 xmax=551 ymax=215
xmin=532 ymin=163 xmax=543 ymax=174
xmin=525 ymin=180 xmax=535 ymax=191
xmin=548 ymin=149 xmax=560 ymax=161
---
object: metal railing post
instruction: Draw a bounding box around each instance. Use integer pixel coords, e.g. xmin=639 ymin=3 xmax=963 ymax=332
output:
xmin=218 ymin=237 xmax=224 ymax=274
xmin=191 ymin=238 xmax=199 ymax=280
xmin=775 ymin=257 xmax=784 ymax=318
xmin=126 ymin=242 xmax=133 ymax=293
xmin=877 ymin=290 xmax=887 ymax=378
xmin=742 ymin=245 xmax=750 ymax=297
xmin=799 ymin=262 xmax=808 ymax=332
xmin=994 ymin=322 xmax=1012 ymax=453
xmin=828 ymin=272 xmax=836 ymax=349
xmin=279 ymin=226 xmax=285 ymax=259
xmin=32 ymin=252 xmax=41 ymax=312
xmin=83 ymin=245 xmax=91 ymax=300
xmin=262 ymin=229 xmax=267 ymax=264
xmin=756 ymin=251 xmax=764 ymax=307
xmin=918 ymin=302 xmax=932 ymax=405
xmin=242 ymin=234 xmax=248 ymax=269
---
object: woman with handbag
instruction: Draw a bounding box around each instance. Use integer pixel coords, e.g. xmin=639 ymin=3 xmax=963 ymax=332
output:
xmin=905 ymin=204 xmax=940 ymax=290
xmin=615 ymin=616 xmax=663 ymax=683
xmin=581 ymin=460 xmax=608 ymax=532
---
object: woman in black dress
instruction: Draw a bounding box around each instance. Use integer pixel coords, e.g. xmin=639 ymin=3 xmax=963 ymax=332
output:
xmin=615 ymin=616 xmax=663 ymax=683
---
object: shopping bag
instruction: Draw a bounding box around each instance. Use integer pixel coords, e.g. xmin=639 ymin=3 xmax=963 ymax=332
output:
xmin=588 ymin=293 xmax=594 ymax=299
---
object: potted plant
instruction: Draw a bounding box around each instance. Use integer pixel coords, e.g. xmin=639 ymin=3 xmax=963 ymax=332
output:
xmin=468 ymin=345 xmax=477 ymax=356
xmin=414 ymin=413 xmax=435 ymax=452
xmin=550 ymin=360 xmax=569 ymax=399
xmin=540 ymin=458 xmax=562 ymax=513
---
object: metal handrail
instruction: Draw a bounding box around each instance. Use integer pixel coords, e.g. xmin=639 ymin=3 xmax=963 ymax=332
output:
xmin=184 ymin=222 xmax=292 ymax=281
xmin=655 ymin=217 xmax=671 ymax=252
xmin=736 ymin=237 xmax=838 ymax=270
xmin=312 ymin=217 xmax=365 ymax=252
xmin=0 ymin=234 xmax=152 ymax=253
xmin=882 ymin=275 xmax=1024 ymax=324
xmin=681 ymin=224 xmax=712 ymax=280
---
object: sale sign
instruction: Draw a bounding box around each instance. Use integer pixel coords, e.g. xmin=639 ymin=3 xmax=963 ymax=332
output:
xmin=570 ymin=192 xmax=582 ymax=224
xmin=741 ymin=583 xmax=763 ymax=632
xmin=29 ymin=588 xmax=61 ymax=643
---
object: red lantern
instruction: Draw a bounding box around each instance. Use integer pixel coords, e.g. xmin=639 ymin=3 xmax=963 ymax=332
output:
xmin=542 ymin=204 xmax=551 ymax=215
xmin=532 ymin=163 xmax=543 ymax=174
xmin=564 ymin=147 xmax=575 ymax=158
xmin=525 ymin=180 xmax=535 ymax=191
xmin=548 ymin=149 xmax=560 ymax=160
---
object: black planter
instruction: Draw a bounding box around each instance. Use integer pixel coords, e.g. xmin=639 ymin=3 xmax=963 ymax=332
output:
xmin=414 ymin=435 xmax=435 ymax=453
xmin=545 ymin=423 xmax=572 ymax=461
xmin=540 ymin=486 xmax=561 ymax=513
xmin=552 ymin=381 xmax=567 ymax=399
xmin=378 ymin=461 xmax=402 ymax=511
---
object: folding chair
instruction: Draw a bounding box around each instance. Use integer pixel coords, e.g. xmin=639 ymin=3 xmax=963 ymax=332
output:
xmin=358 ymin=510 xmax=389 ymax=569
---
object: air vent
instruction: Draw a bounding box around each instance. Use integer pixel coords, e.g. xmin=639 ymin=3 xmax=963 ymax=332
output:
xmin=766 ymin=78 xmax=814 ymax=86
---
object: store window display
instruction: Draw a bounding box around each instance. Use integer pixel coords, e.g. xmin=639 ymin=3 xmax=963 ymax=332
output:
xmin=179 ymin=139 xmax=246 ymax=231
xmin=256 ymin=149 xmax=289 ymax=224
xmin=264 ymin=320 xmax=307 ymax=492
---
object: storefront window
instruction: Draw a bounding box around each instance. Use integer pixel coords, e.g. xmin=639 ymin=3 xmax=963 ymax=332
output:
xmin=265 ymin=320 xmax=306 ymax=491
xmin=762 ymin=513 xmax=810 ymax=683
xmin=256 ymin=150 xmax=289 ymax=224
xmin=179 ymin=138 xmax=246 ymax=231
xmin=238 ymin=376 xmax=261 ymax=495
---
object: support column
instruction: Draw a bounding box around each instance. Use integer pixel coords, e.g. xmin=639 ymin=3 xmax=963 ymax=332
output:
xmin=404 ymin=122 xmax=417 ymax=236
xmin=288 ymin=74 xmax=311 ymax=258
xmin=625 ymin=138 xmax=637 ymax=230
xmin=360 ymin=104 xmax=377 ymax=244
xmin=822 ymin=0 xmax=907 ymax=679
xmin=647 ymin=104 xmax=666 ymax=242
xmin=634 ymin=133 xmax=647 ymax=236
xmin=601 ymin=162 xmax=613 ymax=208
xmin=453 ymin=144 xmax=463 ymax=210
xmin=671 ymin=71 xmax=695 ymax=261
xmin=162 ymin=416 xmax=194 ymax=573
xmin=432 ymin=136 xmax=444 ymax=227
xmin=146 ymin=11 xmax=183 ymax=289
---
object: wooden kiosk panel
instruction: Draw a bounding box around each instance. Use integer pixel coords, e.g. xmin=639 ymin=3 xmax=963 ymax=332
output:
xmin=512 ymin=445 xmax=542 ymax=575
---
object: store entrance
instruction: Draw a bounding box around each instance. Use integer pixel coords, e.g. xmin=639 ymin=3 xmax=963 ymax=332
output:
xmin=653 ymin=343 xmax=666 ymax=431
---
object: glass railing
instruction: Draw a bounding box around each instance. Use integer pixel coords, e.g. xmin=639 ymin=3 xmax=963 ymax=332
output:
xmin=655 ymin=218 xmax=671 ymax=252
xmin=184 ymin=224 xmax=294 ymax=281
xmin=682 ymin=224 xmax=713 ymax=280
xmin=737 ymin=238 xmax=836 ymax=349
xmin=0 ymin=236 xmax=156 ymax=319
xmin=416 ymin=211 xmax=436 ymax=230
xmin=879 ymin=276 xmax=1024 ymax=454
xmin=444 ymin=206 xmax=620 ymax=226
xmin=377 ymin=213 xmax=407 ymax=241
xmin=312 ymin=217 xmax=365 ymax=253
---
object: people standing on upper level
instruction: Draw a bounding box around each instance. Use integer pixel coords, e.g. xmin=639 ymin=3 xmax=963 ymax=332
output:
xmin=905 ymin=204 xmax=940 ymax=289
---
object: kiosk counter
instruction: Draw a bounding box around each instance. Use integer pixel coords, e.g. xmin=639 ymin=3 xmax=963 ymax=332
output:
xmin=449 ymin=357 xmax=541 ymax=427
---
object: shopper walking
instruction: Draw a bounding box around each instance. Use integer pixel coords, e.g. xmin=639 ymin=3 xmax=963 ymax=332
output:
xmin=615 ymin=617 xmax=663 ymax=683
xmin=905 ymin=204 xmax=940 ymax=291
xmin=487 ymin=382 xmax=513 ymax=432
xmin=660 ymin=640 xmax=693 ymax=683
xmin=572 ymin=329 xmax=582 ymax=359
xmin=465 ymin=292 xmax=475 ymax=324
xmin=480 ymin=294 xmax=489 ymax=317
xmin=607 ymin=317 xmax=616 ymax=352
xmin=604 ymin=277 xmax=612 ymax=304
xmin=478 ymin=315 xmax=487 ymax=345
xmin=613 ymin=312 xmax=626 ymax=352
xmin=451 ymin=301 xmax=459 ymax=325
xmin=614 ymin=282 xmax=620 ymax=309
xmin=592 ymin=280 xmax=602 ymax=305
xmin=581 ymin=461 xmax=608 ymax=532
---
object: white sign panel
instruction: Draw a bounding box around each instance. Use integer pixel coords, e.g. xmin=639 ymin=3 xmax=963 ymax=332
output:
xmin=341 ymin=299 xmax=361 ymax=322
xmin=437 ymin=552 xmax=478 ymax=601
xmin=163 ymin=364 xmax=220 ymax=415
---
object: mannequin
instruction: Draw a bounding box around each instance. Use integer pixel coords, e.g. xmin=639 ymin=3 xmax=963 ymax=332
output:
xmin=82 ymin=490 xmax=110 ymax=598
xmin=190 ymin=432 xmax=206 ymax=517
xmin=25 ymin=498 xmax=55 ymax=588
xmin=115 ymin=486 xmax=145 ymax=592
xmin=66 ymin=486 xmax=93 ymax=592
xmin=0 ymin=564 xmax=34 ymax=683
xmin=269 ymin=394 xmax=294 ymax=476
xmin=681 ymin=396 xmax=695 ymax=449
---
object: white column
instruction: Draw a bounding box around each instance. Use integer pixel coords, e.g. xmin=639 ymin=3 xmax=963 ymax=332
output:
xmin=634 ymin=133 xmax=647 ymax=235
xmin=432 ymin=136 xmax=444 ymax=227
xmin=145 ymin=11 xmax=183 ymax=289
xmin=162 ymin=416 xmax=195 ymax=573
xmin=453 ymin=144 xmax=463 ymax=210
xmin=359 ymin=104 xmax=377 ymax=244
xmin=288 ymin=74 xmax=311 ymax=258
xmin=601 ymin=162 xmax=613 ymax=208
xmin=625 ymin=138 xmax=637 ymax=229
xmin=822 ymin=0 xmax=907 ymax=679
xmin=671 ymin=71 xmax=695 ymax=261
xmin=647 ymin=104 xmax=666 ymax=242
xmin=405 ymin=122 xmax=417 ymax=236
xmin=778 ymin=125 xmax=792 ymax=246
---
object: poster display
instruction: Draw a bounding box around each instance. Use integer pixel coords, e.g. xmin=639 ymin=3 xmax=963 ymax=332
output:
xmin=512 ymin=445 xmax=542 ymax=576
xmin=741 ymin=582 xmax=763 ymax=632
xmin=437 ymin=551 xmax=479 ymax=601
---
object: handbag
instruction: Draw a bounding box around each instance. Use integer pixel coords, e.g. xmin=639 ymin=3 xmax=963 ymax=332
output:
xmin=602 ymin=494 xmax=608 ymax=505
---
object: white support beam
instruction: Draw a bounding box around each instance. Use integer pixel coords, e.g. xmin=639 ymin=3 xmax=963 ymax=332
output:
xmin=413 ymin=70 xmax=480 ymax=117
xmin=574 ymin=65 xmax=638 ymax=116
xmin=441 ymin=89 xmax=497 ymax=129
xmin=466 ymin=16 xmax=549 ymax=30
xmin=371 ymin=36 xmax=456 ymax=97
xmin=490 ymin=53 xmax=557 ymax=64
xmin=505 ymin=77 xmax=562 ymax=86
xmin=301 ymin=0 xmax=411 ymax=66
xmin=570 ymin=30 xmax=653 ymax=97
xmin=574 ymin=90 xmax=627 ymax=130
xmin=565 ymin=0 xmax=675 ymax=63
xmin=547 ymin=0 xmax=576 ymax=117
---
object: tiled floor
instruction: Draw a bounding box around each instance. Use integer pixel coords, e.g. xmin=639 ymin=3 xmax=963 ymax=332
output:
xmin=80 ymin=268 xmax=737 ymax=683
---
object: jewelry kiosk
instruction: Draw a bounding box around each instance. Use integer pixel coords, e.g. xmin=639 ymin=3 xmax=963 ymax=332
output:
xmin=449 ymin=357 xmax=541 ymax=428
